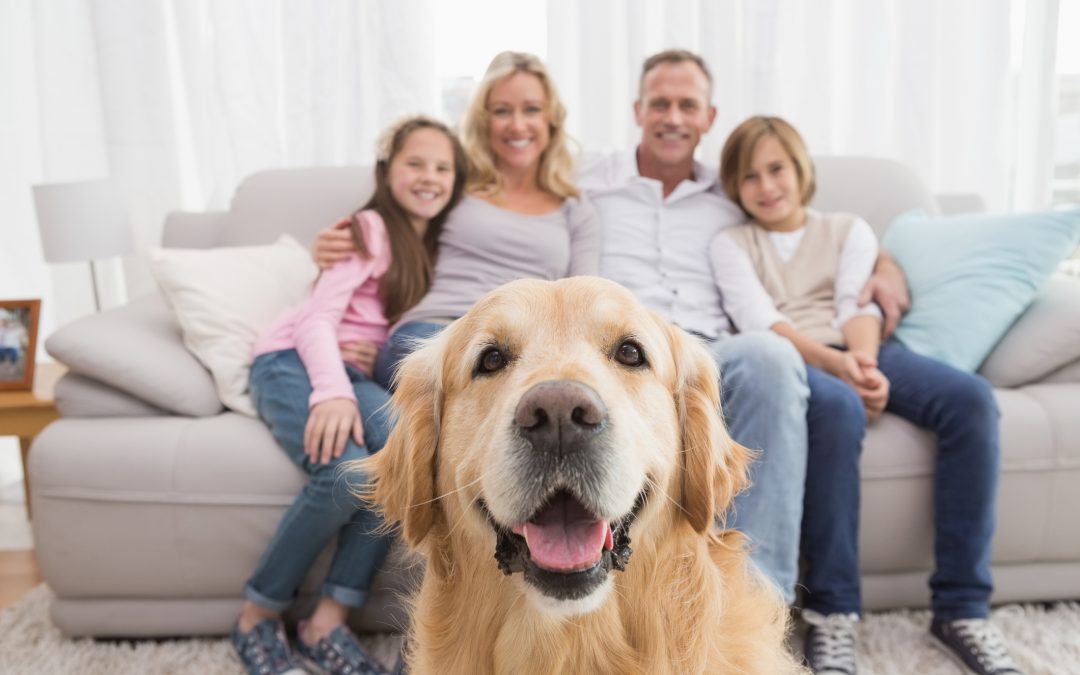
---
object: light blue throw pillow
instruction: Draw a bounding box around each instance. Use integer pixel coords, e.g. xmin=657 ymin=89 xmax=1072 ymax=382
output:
xmin=882 ymin=207 xmax=1080 ymax=372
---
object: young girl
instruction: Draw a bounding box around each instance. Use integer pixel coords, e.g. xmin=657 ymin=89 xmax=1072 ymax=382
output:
xmin=232 ymin=116 xmax=467 ymax=675
xmin=711 ymin=116 xmax=1022 ymax=675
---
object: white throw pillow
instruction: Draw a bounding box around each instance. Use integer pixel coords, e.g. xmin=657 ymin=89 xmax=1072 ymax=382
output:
xmin=149 ymin=235 xmax=317 ymax=415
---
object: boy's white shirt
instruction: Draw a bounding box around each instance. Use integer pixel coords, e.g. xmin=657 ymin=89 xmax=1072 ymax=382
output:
xmin=709 ymin=214 xmax=883 ymax=338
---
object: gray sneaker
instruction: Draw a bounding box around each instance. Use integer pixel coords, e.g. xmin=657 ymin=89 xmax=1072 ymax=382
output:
xmin=802 ymin=609 xmax=859 ymax=675
xmin=929 ymin=618 xmax=1026 ymax=675
xmin=231 ymin=619 xmax=308 ymax=675
xmin=297 ymin=623 xmax=390 ymax=675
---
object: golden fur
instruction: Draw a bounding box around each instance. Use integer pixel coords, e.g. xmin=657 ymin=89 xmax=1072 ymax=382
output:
xmin=361 ymin=277 xmax=805 ymax=675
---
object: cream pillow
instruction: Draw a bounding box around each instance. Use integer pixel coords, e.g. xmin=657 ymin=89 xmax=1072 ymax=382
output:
xmin=149 ymin=235 xmax=317 ymax=415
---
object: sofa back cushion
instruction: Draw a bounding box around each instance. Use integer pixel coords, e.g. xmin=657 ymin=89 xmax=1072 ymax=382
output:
xmin=170 ymin=156 xmax=934 ymax=249
xmin=216 ymin=167 xmax=374 ymax=247
xmin=810 ymin=156 xmax=941 ymax=238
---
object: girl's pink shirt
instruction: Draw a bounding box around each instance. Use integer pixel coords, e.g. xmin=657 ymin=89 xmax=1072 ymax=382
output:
xmin=253 ymin=210 xmax=392 ymax=408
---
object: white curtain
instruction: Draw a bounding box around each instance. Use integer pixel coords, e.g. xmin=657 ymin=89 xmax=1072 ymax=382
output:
xmin=1 ymin=0 xmax=439 ymax=334
xmin=546 ymin=0 xmax=1058 ymax=214
xmin=1 ymin=0 xmax=1064 ymax=340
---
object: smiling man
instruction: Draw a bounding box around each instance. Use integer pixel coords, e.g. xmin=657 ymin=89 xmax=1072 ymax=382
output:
xmin=578 ymin=49 xmax=812 ymax=607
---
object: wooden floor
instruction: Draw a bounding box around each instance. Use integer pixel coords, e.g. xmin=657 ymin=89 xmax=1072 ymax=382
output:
xmin=0 ymin=549 xmax=41 ymax=609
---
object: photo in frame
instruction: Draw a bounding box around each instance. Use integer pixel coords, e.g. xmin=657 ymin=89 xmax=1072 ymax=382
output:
xmin=0 ymin=299 xmax=41 ymax=391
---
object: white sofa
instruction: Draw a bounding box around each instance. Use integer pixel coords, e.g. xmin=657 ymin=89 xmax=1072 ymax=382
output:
xmin=29 ymin=157 xmax=1080 ymax=637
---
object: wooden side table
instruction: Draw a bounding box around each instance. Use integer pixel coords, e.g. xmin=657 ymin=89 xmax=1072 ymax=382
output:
xmin=0 ymin=361 xmax=64 ymax=518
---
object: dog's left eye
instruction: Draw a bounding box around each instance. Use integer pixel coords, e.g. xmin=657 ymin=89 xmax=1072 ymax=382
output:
xmin=476 ymin=346 xmax=508 ymax=375
xmin=614 ymin=340 xmax=646 ymax=368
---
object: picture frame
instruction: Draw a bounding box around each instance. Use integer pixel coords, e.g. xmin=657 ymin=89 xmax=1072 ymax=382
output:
xmin=0 ymin=299 xmax=41 ymax=391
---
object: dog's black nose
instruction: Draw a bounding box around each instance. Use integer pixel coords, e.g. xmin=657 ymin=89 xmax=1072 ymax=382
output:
xmin=515 ymin=380 xmax=606 ymax=455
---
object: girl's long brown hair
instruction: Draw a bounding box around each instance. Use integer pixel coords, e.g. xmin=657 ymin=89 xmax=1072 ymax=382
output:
xmin=351 ymin=116 xmax=468 ymax=324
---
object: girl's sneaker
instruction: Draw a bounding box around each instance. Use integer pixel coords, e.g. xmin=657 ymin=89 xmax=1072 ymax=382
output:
xmin=297 ymin=623 xmax=391 ymax=675
xmin=231 ymin=618 xmax=308 ymax=675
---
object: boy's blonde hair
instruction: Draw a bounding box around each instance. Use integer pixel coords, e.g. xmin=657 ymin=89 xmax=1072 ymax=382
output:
xmin=719 ymin=116 xmax=816 ymax=211
xmin=460 ymin=51 xmax=578 ymax=199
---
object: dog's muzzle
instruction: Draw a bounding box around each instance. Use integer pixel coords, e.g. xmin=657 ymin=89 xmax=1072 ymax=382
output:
xmin=479 ymin=379 xmax=647 ymax=601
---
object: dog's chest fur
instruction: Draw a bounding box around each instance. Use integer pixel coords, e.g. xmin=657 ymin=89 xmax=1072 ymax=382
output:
xmin=405 ymin=530 xmax=804 ymax=675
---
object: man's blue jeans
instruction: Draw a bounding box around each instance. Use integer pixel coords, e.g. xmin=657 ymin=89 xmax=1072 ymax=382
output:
xmin=711 ymin=332 xmax=810 ymax=604
xmin=246 ymin=349 xmax=393 ymax=611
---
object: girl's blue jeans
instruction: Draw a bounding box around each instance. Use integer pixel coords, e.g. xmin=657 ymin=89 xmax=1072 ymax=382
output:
xmin=245 ymin=348 xmax=393 ymax=612
xmin=374 ymin=321 xmax=449 ymax=390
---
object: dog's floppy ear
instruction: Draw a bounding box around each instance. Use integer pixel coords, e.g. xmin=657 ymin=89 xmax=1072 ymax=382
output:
xmin=369 ymin=338 xmax=444 ymax=548
xmin=666 ymin=322 xmax=753 ymax=533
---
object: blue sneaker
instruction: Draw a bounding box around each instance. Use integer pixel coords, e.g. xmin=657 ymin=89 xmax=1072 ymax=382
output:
xmin=802 ymin=609 xmax=859 ymax=675
xmin=297 ymin=623 xmax=390 ymax=675
xmin=929 ymin=618 xmax=1025 ymax=675
xmin=231 ymin=619 xmax=308 ymax=675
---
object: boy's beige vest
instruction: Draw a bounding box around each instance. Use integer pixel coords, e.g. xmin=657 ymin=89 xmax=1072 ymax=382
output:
xmin=724 ymin=210 xmax=857 ymax=346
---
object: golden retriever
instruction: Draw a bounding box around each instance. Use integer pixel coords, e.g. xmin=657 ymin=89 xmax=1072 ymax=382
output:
xmin=361 ymin=277 xmax=804 ymax=675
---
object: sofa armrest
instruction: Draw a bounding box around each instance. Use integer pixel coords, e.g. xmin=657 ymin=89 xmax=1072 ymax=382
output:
xmin=55 ymin=373 xmax=168 ymax=418
xmin=979 ymin=275 xmax=1080 ymax=387
xmin=45 ymin=294 xmax=223 ymax=417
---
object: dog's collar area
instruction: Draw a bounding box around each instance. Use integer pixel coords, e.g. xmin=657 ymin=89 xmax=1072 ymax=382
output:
xmin=478 ymin=489 xmax=647 ymax=600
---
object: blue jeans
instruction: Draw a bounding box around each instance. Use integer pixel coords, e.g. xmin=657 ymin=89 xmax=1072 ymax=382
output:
xmin=374 ymin=321 xmax=449 ymax=390
xmin=800 ymin=366 xmax=867 ymax=616
xmin=246 ymin=349 xmax=393 ymax=611
xmin=802 ymin=341 xmax=1000 ymax=620
xmin=712 ymin=332 xmax=810 ymax=604
xmin=879 ymin=341 xmax=999 ymax=619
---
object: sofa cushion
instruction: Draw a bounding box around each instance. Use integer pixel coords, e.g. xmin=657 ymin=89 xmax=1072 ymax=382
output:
xmin=883 ymin=207 xmax=1080 ymax=372
xmin=149 ymin=235 xmax=317 ymax=416
xmin=979 ymin=275 xmax=1080 ymax=387
xmin=44 ymin=295 xmax=223 ymax=417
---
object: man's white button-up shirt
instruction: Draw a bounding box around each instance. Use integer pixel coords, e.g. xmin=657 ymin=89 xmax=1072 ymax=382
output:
xmin=578 ymin=150 xmax=747 ymax=340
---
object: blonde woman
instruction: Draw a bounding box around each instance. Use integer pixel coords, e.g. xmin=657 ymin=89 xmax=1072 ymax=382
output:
xmin=315 ymin=51 xmax=599 ymax=388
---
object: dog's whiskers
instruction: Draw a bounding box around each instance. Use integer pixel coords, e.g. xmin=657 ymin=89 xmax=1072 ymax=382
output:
xmin=645 ymin=476 xmax=689 ymax=519
xmin=409 ymin=465 xmax=497 ymax=509
xmin=443 ymin=466 xmax=501 ymax=539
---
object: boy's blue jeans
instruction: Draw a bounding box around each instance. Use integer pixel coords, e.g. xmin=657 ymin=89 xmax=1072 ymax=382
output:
xmin=801 ymin=341 xmax=1000 ymax=620
xmin=246 ymin=348 xmax=393 ymax=612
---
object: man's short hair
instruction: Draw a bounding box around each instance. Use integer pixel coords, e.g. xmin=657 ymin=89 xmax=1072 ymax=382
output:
xmin=638 ymin=49 xmax=713 ymax=101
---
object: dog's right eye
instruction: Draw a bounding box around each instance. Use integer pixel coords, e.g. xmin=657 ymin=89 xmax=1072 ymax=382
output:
xmin=476 ymin=347 xmax=507 ymax=375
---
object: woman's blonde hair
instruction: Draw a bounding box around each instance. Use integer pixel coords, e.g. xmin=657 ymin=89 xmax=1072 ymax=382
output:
xmin=460 ymin=51 xmax=578 ymax=199
xmin=719 ymin=115 xmax=816 ymax=212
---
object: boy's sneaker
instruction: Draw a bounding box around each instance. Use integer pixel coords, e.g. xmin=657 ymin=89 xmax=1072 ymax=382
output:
xmin=929 ymin=618 xmax=1026 ymax=675
xmin=297 ymin=623 xmax=391 ymax=675
xmin=802 ymin=609 xmax=859 ymax=675
xmin=231 ymin=619 xmax=308 ymax=675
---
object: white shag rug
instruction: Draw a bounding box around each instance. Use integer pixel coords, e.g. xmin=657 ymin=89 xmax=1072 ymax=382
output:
xmin=1 ymin=585 xmax=1078 ymax=674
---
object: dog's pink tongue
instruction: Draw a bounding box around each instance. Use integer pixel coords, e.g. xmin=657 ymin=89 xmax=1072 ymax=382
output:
xmin=512 ymin=494 xmax=612 ymax=572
